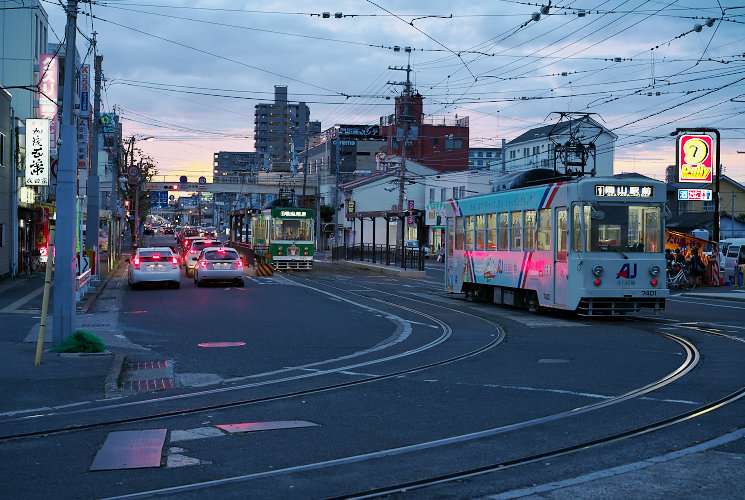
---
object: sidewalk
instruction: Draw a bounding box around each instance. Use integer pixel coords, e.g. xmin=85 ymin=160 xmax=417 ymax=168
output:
xmin=0 ymin=249 xmax=125 ymax=418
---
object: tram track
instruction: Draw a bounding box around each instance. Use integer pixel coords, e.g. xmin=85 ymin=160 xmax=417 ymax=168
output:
xmin=8 ymin=268 xmax=745 ymax=500
xmin=0 ymin=277 xmax=504 ymax=441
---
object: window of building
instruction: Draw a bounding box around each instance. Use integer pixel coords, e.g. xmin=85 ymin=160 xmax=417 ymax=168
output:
xmin=478 ymin=151 xmax=483 ymax=157
xmin=678 ymin=201 xmax=692 ymax=214
xmin=510 ymin=150 xmax=516 ymax=159
xmin=441 ymin=188 xmax=447 ymax=202
xmin=0 ymin=223 xmax=4 ymax=247
xmin=537 ymin=208 xmax=551 ymax=251
xmin=429 ymin=188 xmax=435 ymax=204
xmin=523 ymin=148 xmax=530 ymax=157
xmin=446 ymin=138 xmax=463 ymax=149
xmin=433 ymin=138 xmax=439 ymax=145
xmin=0 ymin=133 xmax=5 ymax=167
xmin=703 ymin=200 xmax=714 ymax=212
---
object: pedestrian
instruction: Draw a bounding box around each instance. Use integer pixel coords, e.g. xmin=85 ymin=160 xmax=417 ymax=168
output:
xmin=674 ymin=248 xmax=686 ymax=264
xmin=689 ymin=248 xmax=706 ymax=281
xmin=665 ymin=248 xmax=673 ymax=269
xmin=437 ymin=246 xmax=445 ymax=262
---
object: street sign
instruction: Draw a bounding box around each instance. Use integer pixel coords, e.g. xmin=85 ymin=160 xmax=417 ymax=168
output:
xmin=198 ymin=176 xmax=206 ymax=184
xmin=179 ymin=175 xmax=187 ymax=183
xmin=128 ymin=165 xmax=140 ymax=177
xmin=678 ymin=189 xmax=713 ymax=201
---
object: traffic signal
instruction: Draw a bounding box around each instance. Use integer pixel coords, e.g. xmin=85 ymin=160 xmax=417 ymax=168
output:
xmin=171 ymin=184 xmax=179 ymax=190
xmin=124 ymin=200 xmax=130 ymax=207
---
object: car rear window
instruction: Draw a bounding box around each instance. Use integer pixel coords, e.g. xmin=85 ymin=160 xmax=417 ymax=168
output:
xmin=138 ymin=250 xmax=173 ymax=262
xmin=203 ymin=250 xmax=239 ymax=261
xmin=727 ymin=246 xmax=740 ymax=257
xmin=192 ymin=241 xmax=221 ymax=251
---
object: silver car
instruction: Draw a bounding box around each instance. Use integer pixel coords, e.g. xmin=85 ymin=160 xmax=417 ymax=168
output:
xmin=194 ymin=247 xmax=245 ymax=287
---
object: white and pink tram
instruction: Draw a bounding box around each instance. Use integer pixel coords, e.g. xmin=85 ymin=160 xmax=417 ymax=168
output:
xmin=444 ymin=171 xmax=669 ymax=316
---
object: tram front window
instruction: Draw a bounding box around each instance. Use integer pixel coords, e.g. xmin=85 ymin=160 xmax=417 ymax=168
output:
xmin=274 ymin=219 xmax=313 ymax=241
xmin=589 ymin=205 xmax=661 ymax=253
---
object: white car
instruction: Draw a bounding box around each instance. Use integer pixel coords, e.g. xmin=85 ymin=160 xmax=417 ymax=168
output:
xmin=128 ymin=247 xmax=181 ymax=289
xmin=184 ymin=239 xmax=223 ymax=277
xmin=194 ymin=247 xmax=245 ymax=287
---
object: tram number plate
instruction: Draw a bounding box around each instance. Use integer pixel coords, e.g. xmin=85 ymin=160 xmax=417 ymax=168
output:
xmin=642 ymin=290 xmax=657 ymax=296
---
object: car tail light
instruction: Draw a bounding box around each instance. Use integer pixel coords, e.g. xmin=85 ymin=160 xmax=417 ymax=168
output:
xmin=133 ymin=257 xmax=140 ymax=270
xmin=172 ymin=257 xmax=179 ymax=268
xmin=200 ymin=260 xmax=207 ymax=268
xmin=190 ymin=248 xmax=197 ymax=254
xmin=237 ymin=260 xmax=244 ymax=268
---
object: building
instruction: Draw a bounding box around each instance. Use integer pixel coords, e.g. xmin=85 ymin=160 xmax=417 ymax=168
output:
xmin=504 ymin=117 xmax=616 ymax=177
xmin=0 ymin=88 xmax=11 ymax=277
xmin=212 ymin=151 xmax=267 ymax=184
xmin=469 ymin=146 xmax=503 ymax=170
xmin=379 ymin=93 xmax=470 ymax=172
xmin=0 ymin=0 xmax=52 ymax=276
xmin=304 ymin=124 xmax=387 ymax=186
xmin=254 ymin=86 xmax=320 ymax=172
xmin=665 ymin=164 xmax=745 ymax=239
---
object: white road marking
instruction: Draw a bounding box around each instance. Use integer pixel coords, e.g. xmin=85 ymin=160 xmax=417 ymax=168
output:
xmin=0 ymin=285 xmax=45 ymax=313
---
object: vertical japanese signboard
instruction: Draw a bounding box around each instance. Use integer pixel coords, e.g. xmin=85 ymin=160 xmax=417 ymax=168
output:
xmin=80 ymin=64 xmax=90 ymax=114
xmin=678 ymin=134 xmax=713 ymax=183
xmin=25 ymin=119 xmax=50 ymax=186
xmin=39 ymin=55 xmax=58 ymax=156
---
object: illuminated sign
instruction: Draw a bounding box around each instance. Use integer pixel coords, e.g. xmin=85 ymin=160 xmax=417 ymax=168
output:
xmin=678 ymin=134 xmax=713 ymax=183
xmin=39 ymin=55 xmax=58 ymax=155
xmin=280 ymin=210 xmax=307 ymax=217
xmin=25 ymin=119 xmax=50 ymax=186
xmin=678 ymin=189 xmax=712 ymax=201
xmin=594 ymin=185 xmax=653 ymax=198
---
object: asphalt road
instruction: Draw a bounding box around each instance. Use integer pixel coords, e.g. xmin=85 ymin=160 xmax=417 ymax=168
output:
xmin=3 ymin=232 xmax=745 ymax=499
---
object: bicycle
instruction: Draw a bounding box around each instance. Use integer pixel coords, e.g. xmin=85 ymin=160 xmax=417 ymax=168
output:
xmin=667 ymin=263 xmax=696 ymax=291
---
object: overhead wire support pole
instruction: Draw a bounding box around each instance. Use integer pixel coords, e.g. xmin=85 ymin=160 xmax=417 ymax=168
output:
xmin=52 ymin=0 xmax=79 ymax=347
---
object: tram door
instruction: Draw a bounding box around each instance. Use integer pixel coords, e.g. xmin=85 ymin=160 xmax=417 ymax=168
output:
xmin=554 ymin=208 xmax=568 ymax=307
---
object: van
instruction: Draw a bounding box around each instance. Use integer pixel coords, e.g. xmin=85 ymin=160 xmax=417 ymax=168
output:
xmin=722 ymin=238 xmax=745 ymax=282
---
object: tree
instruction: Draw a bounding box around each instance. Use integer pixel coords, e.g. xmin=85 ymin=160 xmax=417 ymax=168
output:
xmin=320 ymin=204 xmax=334 ymax=223
xmin=119 ymin=148 xmax=158 ymax=237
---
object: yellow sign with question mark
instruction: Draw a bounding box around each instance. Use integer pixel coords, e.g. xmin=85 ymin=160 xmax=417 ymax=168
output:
xmin=678 ymin=134 xmax=713 ymax=183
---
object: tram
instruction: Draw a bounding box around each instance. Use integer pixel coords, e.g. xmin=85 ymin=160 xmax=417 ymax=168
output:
xmin=444 ymin=170 xmax=669 ymax=316
xmin=250 ymin=207 xmax=315 ymax=270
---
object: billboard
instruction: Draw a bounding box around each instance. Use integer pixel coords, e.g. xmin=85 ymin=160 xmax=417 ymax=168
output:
xmin=39 ymin=55 xmax=58 ymax=156
xmin=25 ymin=119 xmax=50 ymax=186
xmin=678 ymin=134 xmax=713 ymax=183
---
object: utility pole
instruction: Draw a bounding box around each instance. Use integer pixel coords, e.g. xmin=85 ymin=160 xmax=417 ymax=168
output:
xmin=333 ymin=125 xmax=341 ymax=251
xmin=389 ymin=47 xmax=413 ymax=246
xmin=86 ymin=39 xmax=102 ymax=280
xmin=52 ymin=0 xmax=79 ymax=346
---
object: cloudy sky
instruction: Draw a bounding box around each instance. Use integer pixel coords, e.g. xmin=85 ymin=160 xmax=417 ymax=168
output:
xmin=45 ymin=0 xmax=745 ymax=182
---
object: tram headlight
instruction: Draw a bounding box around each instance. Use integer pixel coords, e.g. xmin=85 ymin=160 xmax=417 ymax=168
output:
xmin=649 ymin=265 xmax=660 ymax=277
xmin=592 ymin=265 xmax=604 ymax=277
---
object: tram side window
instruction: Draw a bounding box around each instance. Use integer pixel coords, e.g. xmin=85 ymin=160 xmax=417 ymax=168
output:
xmin=524 ymin=210 xmax=536 ymax=251
xmin=511 ymin=211 xmax=522 ymax=251
xmin=572 ymin=205 xmax=586 ymax=252
xmin=465 ymin=215 xmax=474 ymax=250
xmin=455 ymin=216 xmax=464 ymax=251
xmin=537 ymin=208 xmax=551 ymax=251
xmin=498 ymin=212 xmax=509 ymax=250
xmin=475 ymin=214 xmax=485 ymax=250
xmin=557 ymin=209 xmax=567 ymax=261
xmin=486 ymin=213 xmax=497 ymax=250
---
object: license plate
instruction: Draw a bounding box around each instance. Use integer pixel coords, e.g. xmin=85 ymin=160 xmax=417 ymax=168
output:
xmin=148 ymin=264 xmax=164 ymax=271
xmin=214 ymin=263 xmax=230 ymax=269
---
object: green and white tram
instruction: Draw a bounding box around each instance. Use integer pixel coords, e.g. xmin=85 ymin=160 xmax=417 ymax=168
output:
xmin=251 ymin=207 xmax=315 ymax=270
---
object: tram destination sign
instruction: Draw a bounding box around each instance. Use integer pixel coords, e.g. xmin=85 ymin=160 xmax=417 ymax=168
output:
xmin=595 ymin=185 xmax=654 ymax=198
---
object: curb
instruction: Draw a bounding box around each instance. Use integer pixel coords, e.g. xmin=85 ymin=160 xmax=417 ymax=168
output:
xmin=83 ymin=261 xmax=121 ymax=314
xmin=104 ymin=353 xmax=126 ymax=396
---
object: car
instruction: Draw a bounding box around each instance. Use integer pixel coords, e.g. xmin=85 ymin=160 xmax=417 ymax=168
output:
xmin=405 ymin=240 xmax=431 ymax=258
xmin=184 ymin=239 xmax=223 ymax=276
xmin=127 ymin=247 xmax=181 ymax=289
xmin=163 ymin=226 xmax=174 ymax=235
xmin=722 ymin=239 xmax=745 ymax=283
xmin=143 ymin=225 xmax=155 ymax=235
xmin=194 ymin=247 xmax=245 ymax=286
xmin=178 ymin=236 xmax=209 ymax=264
